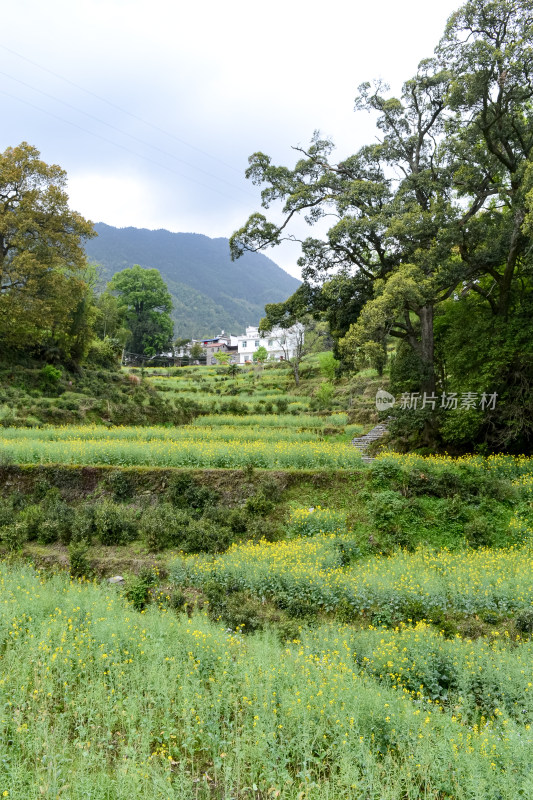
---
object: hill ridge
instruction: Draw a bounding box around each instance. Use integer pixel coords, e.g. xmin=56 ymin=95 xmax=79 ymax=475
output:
xmin=85 ymin=223 xmax=300 ymax=338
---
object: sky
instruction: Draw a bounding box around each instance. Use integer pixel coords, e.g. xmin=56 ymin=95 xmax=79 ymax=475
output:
xmin=1 ymin=0 xmax=461 ymax=279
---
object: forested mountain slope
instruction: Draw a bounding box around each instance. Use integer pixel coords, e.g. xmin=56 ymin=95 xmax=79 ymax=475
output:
xmin=85 ymin=223 xmax=300 ymax=338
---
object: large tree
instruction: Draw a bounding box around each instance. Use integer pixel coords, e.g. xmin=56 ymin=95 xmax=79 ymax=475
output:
xmin=0 ymin=142 xmax=95 ymax=360
xmin=231 ymin=0 xmax=533 ymax=448
xmin=109 ymin=265 xmax=174 ymax=355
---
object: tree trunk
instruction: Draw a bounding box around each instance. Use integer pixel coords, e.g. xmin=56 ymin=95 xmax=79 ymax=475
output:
xmin=419 ymin=304 xmax=435 ymax=395
xmin=292 ymin=359 xmax=300 ymax=386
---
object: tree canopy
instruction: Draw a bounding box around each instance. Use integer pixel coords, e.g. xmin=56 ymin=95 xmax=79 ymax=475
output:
xmin=109 ymin=265 xmax=174 ymax=356
xmin=0 ymin=142 xmax=95 ymax=361
xmin=231 ymin=0 xmax=533 ymax=451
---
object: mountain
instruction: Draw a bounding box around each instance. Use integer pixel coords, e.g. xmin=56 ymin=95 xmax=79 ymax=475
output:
xmin=84 ymin=223 xmax=301 ymax=338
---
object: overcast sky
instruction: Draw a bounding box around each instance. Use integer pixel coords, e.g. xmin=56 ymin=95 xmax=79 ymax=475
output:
xmin=2 ymin=0 xmax=461 ymax=278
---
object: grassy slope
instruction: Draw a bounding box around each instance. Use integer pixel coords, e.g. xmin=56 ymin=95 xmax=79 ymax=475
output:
xmin=0 ymin=362 xmax=195 ymax=427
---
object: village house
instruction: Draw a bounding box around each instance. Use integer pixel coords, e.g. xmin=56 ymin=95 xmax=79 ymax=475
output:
xmin=173 ymin=324 xmax=303 ymax=364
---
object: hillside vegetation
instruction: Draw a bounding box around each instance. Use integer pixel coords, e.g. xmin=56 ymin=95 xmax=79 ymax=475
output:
xmin=85 ymin=223 xmax=301 ymax=338
xmin=1 ymin=361 xmax=533 ymax=798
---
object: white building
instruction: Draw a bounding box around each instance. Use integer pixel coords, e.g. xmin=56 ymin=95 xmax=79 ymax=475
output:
xmin=235 ymin=324 xmax=303 ymax=364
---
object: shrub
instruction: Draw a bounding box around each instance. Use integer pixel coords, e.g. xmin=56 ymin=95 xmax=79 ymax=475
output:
xmin=366 ymin=490 xmax=409 ymax=533
xmin=38 ymin=518 xmax=61 ymax=544
xmin=71 ymin=504 xmax=97 ymax=544
xmin=318 ymin=351 xmax=340 ymax=382
xmin=464 ymin=516 xmax=493 ymax=548
xmin=125 ymin=568 xmax=157 ymax=611
xmin=107 ymin=470 xmax=134 ymax=501
xmin=181 ymin=518 xmax=232 ymax=554
xmin=19 ymin=504 xmax=41 ymax=541
xmin=39 ymin=364 xmax=62 ymax=393
xmin=167 ymin=474 xmax=218 ymax=512
xmin=245 ymin=492 xmax=275 ymax=516
xmin=314 ymin=381 xmax=335 ymax=411
xmin=94 ymin=500 xmax=138 ymax=545
xmin=0 ymin=523 xmax=26 ymax=552
xmin=141 ymin=504 xmax=191 ymax=551
xmin=515 ymin=608 xmax=533 ymax=634
xmin=225 ymin=399 xmax=248 ymax=415
xmin=85 ymin=338 xmax=119 ymax=369
xmin=68 ymin=541 xmax=93 ymax=578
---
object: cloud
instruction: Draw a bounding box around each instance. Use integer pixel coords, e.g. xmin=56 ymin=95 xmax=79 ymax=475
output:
xmin=1 ymin=0 xmax=461 ymax=278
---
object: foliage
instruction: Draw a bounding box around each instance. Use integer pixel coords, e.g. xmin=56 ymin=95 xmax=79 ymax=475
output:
xmin=252 ymin=345 xmax=268 ymax=364
xmin=94 ymin=499 xmax=138 ymax=545
xmin=189 ymin=342 xmax=204 ymax=360
xmin=109 ymin=265 xmax=173 ymax=356
xmin=317 ymin=350 xmax=339 ymax=381
xmin=313 ymin=381 xmax=335 ymax=410
xmin=231 ymin=0 xmax=533 ymax=450
xmin=4 ymin=562 xmax=533 ymax=798
xmin=125 ymin=567 xmax=157 ymax=610
xmin=0 ymin=142 xmax=95 ymax=361
xmin=68 ymin=540 xmax=93 ymax=578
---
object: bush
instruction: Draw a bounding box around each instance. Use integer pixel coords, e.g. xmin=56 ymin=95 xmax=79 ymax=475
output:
xmin=246 ymin=491 xmax=275 ymax=516
xmin=107 ymin=470 xmax=134 ymax=501
xmin=310 ymin=381 xmax=335 ymax=412
xmin=19 ymin=504 xmax=41 ymax=541
xmin=140 ymin=504 xmax=191 ymax=551
xmin=125 ymin=568 xmax=157 ymax=611
xmin=68 ymin=541 xmax=93 ymax=578
xmin=39 ymin=364 xmax=62 ymax=393
xmin=94 ymin=500 xmax=138 ymax=545
xmin=224 ymin=399 xmax=248 ymax=415
xmin=71 ymin=505 xmax=97 ymax=544
xmin=318 ymin=352 xmax=340 ymax=381
xmin=85 ymin=338 xmax=119 ymax=369
xmin=464 ymin=516 xmax=493 ymax=548
xmin=168 ymin=474 xmax=218 ymax=513
xmin=38 ymin=518 xmax=61 ymax=544
xmin=365 ymin=490 xmax=410 ymax=541
xmin=0 ymin=523 xmax=26 ymax=552
xmin=181 ymin=518 xmax=233 ymax=554
xmin=515 ymin=608 xmax=533 ymax=634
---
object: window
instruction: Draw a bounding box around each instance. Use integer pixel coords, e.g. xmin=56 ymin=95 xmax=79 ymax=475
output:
xmin=242 ymin=341 xmax=247 ymax=348
xmin=268 ymin=339 xmax=274 ymax=347
xmin=254 ymin=340 xmax=260 ymax=347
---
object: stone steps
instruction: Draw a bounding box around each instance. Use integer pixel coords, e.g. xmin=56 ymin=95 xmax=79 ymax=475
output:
xmin=351 ymin=422 xmax=389 ymax=463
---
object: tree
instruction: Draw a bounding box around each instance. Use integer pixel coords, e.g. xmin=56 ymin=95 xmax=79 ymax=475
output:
xmin=0 ymin=142 xmax=95 ymax=360
xmin=93 ymin=291 xmax=126 ymax=340
xmin=189 ymin=342 xmax=205 ymax=361
xmin=214 ymin=350 xmax=230 ymax=366
xmin=231 ymin=0 xmax=533 ymax=449
xmin=260 ymin=300 xmax=309 ymax=385
xmin=252 ymin=345 xmax=268 ymax=366
xmin=109 ymin=265 xmax=173 ymax=356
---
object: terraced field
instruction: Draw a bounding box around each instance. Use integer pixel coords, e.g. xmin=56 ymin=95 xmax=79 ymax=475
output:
xmin=1 ymin=362 xmax=532 ymax=798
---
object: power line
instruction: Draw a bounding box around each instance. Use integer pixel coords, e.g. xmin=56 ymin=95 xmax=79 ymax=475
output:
xmin=0 ymin=68 xmax=255 ymax=198
xmin=0 ymin=43 xmax=244 ymax=176
xmin=0 ymin=89 xmax=246 ymax=204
